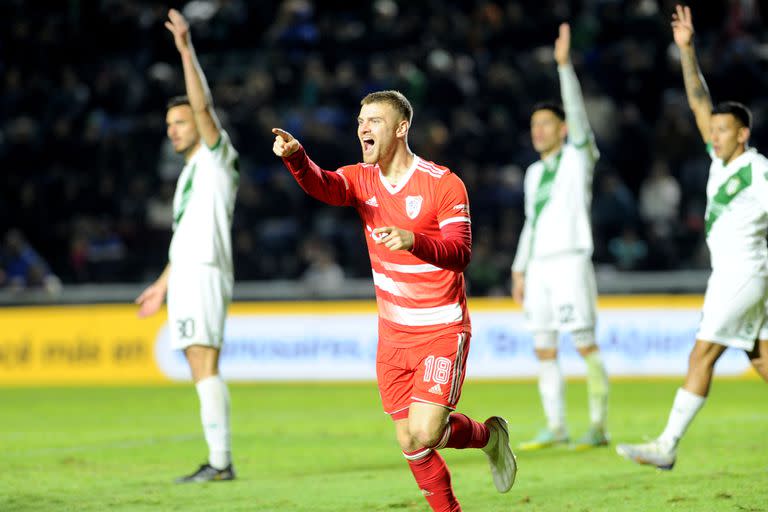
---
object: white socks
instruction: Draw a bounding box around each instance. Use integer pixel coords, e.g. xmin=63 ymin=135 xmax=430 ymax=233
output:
xmin=195 ymin=375 xmax=231 ymax=469
xmin=538 ymin=359 xmax=566 ymax=432
xmin=584 ymin=351 xmax=609 ymax=428
xmin=658 ymin=387 xmax=705 ymax=451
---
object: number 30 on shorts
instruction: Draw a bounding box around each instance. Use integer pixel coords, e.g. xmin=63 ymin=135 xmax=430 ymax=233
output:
xmin=177 ymin=318 xmax=195 ymax=339
xmin=423 ymin=355 xmax=452 ymax=385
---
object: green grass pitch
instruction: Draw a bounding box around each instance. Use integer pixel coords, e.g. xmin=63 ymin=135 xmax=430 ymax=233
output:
xmin=2 ymin=379 xmax=766 ymax=511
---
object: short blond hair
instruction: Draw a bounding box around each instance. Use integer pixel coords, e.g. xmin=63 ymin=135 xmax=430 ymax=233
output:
xmin=361 ymin=90 xmax=413 ymax=123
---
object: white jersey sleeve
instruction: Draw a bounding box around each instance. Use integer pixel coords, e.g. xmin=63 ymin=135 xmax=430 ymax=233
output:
xmin=512 ymin=162 xmax=539 ymax=273
xmin=559 ymin=63 xmax=599 ymax=163
xmin=750 ymin=153 xmax=768 ymax=213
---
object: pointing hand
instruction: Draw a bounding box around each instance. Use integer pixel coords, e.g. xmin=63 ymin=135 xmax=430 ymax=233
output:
xmin=272 ymin=128 xmax=301 ymax=158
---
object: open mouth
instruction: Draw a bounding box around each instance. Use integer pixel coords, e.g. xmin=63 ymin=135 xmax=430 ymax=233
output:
xmin=362 ymin=138 xmax=375 ymax=152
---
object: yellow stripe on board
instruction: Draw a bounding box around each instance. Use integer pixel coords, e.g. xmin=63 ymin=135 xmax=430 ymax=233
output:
xmin=471 ymin=295 xmax=704 ymax=311
xmin=0 ymin=304 xmax=167 ymax=385
xmin=227 ymin=295 xmax=704 ymax=315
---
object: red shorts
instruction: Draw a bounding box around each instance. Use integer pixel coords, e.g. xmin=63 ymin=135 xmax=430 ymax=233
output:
xmin=376 ymin=331 xmax=470 ymax=420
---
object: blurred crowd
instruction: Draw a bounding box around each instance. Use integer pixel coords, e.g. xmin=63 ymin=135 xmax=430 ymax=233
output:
xmin=2 ymin=0 xmax=767 ymax=295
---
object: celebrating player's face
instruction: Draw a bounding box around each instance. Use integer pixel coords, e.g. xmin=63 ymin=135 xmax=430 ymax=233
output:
xmin=530 ymin=109 xmax=566 ymax=156
xmin=166 ymin=105 xmax=200 ymax=156
xmin=357 ymin=102 xmax=404 ymax=164
xmin=710 ymin=114 xmax=749 ymax=163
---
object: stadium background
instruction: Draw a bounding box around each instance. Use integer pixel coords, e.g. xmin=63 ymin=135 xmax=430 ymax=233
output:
xmin=2 ymin=0 xmax=767 ymax=295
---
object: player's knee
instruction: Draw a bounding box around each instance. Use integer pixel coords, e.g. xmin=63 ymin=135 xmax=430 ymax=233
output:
xmin=409 ymin=424 xmax=444 ymax=449
xmin=534 ymin=331 xmax=558 ymax=351
xmin=572 ymin=328 xmax=597 ymax=352
xmin=687 ymin=351 xmax=706 ymax=370
xmin=184 ymin=345 xmax=220 ymax=382
xmin=688 ymin=346 xmax=718 ymax=370
xmin=396 ymin=429 xmax=419 ymax=452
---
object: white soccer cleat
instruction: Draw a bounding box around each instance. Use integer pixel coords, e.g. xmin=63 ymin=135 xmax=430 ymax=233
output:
xmin=482 ymin=416 xmax=517 ymax=493
xmin=616 ymin=440 xmax=676 ymax=470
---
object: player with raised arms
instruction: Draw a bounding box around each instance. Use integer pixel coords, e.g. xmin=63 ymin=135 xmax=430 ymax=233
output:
xmin=617 ymin=4 xmax=768 ymax=470
xmin=135 ymin=9 xmax=239 ymax=482
xmin=273 ymin=90 xmax=516 ymax=510
xmin=512 ymin=23 xmax=610 ymax=451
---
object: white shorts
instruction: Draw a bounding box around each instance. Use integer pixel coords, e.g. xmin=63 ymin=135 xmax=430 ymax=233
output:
xmin=167 ymin=264 xmax=233 ymax=350
xmin=697 ymin=271 xmax=768 ymax=351
xmin=523 ymin=252 xmax=597 ymax=333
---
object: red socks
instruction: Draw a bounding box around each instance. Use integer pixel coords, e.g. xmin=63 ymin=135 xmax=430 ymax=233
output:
xmin=402 ymin=412 xmax=488 ymax=511
xmin=404 ymin=448 xmax=461 ymax=512
xmin=442 ymin=413 xmax=490 ymax=449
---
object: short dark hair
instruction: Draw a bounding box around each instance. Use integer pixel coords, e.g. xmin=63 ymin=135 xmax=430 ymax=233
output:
xmin=361 ymin=90 xmax=413 ymax=123
xmin=166 ymin=95 xmax=190 ymax=110
xmin=711 ymin=101 xmax=752 ymax=129
xmin=532 ymin=101 xmax=565 ymax=121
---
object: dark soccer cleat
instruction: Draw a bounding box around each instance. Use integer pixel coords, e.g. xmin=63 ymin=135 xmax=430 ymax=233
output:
xmin=175 ymin=463 xmax=236 ymax=483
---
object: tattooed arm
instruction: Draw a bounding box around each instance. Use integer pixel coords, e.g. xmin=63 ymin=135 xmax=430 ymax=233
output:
xmin=672 ymin=4 xmax=712 ymax=143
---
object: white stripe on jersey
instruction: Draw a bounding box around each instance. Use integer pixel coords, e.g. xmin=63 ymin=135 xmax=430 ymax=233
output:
xmin=372 ymin=270 xmax=402 ymax=296
xmin=334 ymin=169 xmax=350 ymax=190
xmin=417 ymin=165 xmax=445 ymax=179
xmin=418 ymin=160 xmax=447 ymax=178
xmin=380 ymin=261 xmax=443 ymax=273
xmin=378 ymin=299 xmax=463 ymax=326
xmin=438 ymin=216 xmax=471 ymax=228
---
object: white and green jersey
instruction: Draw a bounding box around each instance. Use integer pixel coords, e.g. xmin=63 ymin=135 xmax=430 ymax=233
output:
xmin=169 ymin=130 xmax=239 ymax=274
xmin=704 ymin=144 xmax=768 ymax=275
xmin=512 ymin=63 xmax=599 ymax=273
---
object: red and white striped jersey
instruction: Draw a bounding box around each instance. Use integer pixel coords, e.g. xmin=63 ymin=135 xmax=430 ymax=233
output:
xmin=283 ymin=149 xmax=472 ymax=347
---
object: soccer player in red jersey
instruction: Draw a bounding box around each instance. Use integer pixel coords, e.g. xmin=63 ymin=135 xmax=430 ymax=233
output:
xmin=272 ymin=90 xmax=516 ymax=510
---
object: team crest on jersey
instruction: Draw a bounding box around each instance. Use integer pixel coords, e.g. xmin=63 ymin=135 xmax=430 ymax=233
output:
xmin=405 ymin=195 xmax=423 ymax=219
xmin=725 ymin=177 xmax=741 ymax=196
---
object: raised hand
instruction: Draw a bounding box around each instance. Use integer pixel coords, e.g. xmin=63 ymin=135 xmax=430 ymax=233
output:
xmin=671 ymin=4 xmax=694 ymax=48
xmin=554 ymin=23 xmax=571 ymax=65
xmin=165 ymin=8 xmax=192 ymax=53
xmin=372 ymin=227 xmax=415 ymax=251
xmin=272 ymin=128 xmax=301 ymax=157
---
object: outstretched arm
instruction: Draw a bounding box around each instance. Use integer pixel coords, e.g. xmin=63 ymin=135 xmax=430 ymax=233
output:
xmin=272 ymin=128 xmax=354 ymax=207
xmin=166 ymin=9 xmax=221 ymax=148
xmin=672 ymin=4 xmax=712 ymax=143
xmin=555 ymin=23 xmax=595 ymax=156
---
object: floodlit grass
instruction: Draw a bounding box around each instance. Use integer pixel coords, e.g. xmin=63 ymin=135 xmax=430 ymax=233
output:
xmin=2 ymin=379 xmax=766 ymax=511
